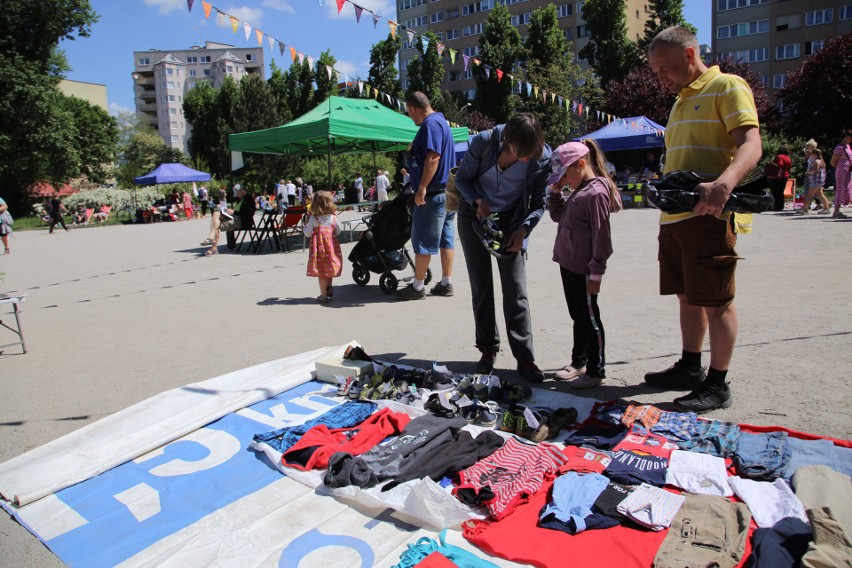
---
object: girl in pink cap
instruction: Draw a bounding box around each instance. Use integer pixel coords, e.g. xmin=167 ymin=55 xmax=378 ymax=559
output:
xmin=547 ymin=139 xmax=621 ymax=389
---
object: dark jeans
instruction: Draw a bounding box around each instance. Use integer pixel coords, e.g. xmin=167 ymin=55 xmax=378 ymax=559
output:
xmin=767 ymin=178 xmax=787 ymax=211
xmin=49 ymin=214 xmax=67 ymax=232
xmin=457 ymin=201 xmax=534 ymax=363
xmin=560 ymin=267 xmax=606 ymax=377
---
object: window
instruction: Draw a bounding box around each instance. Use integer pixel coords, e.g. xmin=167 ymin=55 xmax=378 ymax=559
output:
xmin=449 ymin=70 xmax=461 ymax=81
xmin=166 ymin=81 xmax=175 ymax=89
xmin=776 ymin=43 xmax=800 ymax=60
xmin=480 ymin=0 xmax=491 ymax=10
xmin=563 ymin=27 xmax=574 ymax=41
xmin=169 ymin=108 xmax=177 ymax=115
xmin=398 ymin=0 xmax=426 ymax=10
xmin=773 ymin=74 xmax=786 ymax=89
xmin=805 ymin=9 xmax=833 ymax=26
xmin=404 ymin=16 xmax=427 ymax=28
xmin=464 ymin=68 xmax=474 ymax=79
xmin=716 ymin=0 xmax=768 ymax=10
xmin=430 ymin=12 xmax=444 ymax=23
xmin=465 ymin=89 xmax=476 ymax=100
xmin=462 ymin=1 xmax=484 ymax=15
xmin=717 ymin=19 xmax=768 ymax=39
xmin=203 ymin=69 xmax=211 ymax=76
xmin=165 ymin=68 xmax=174 ymax=75
xmin=804 ymin=40 xmax=825 ymax=56
xmin=463 ymin=45 xmax=480 ymax=57
xmin=200 ymin=56 xmax=211 ymax=63
xmin=510 ymin=12 xmax=531 ymax=26
xmin=170 ymin=121 xmax=178 ymax=128
xmin=186 ymin=56 xmax=198 ymax=63
xmin=463 ymin=23 xmax=483 ymax=36
xmin=168 ymin=95 xmax=176 ymax=102
xmin=170 ymin=135 xmax=179 ymax=143
xmin=447 ymin=8 xmax=459 ymax=19
xmin=189 ymin=69 xmax=196 ymax=77
xmin=557 ymin=4 xmax=572 ymax=17
xmin=721 ymin=47 xmax=768 ymax=62
xmin=138 ymin=57 xmax=150 ymax=65
xmin=445 ymin=28 xmax=460 ymax=40
xmin=400 ymin=58 xmax=408 ymax=70
xmin=576 ymin=2 xmax=584 ymax=13
xmin=577 ymin=25 xmax=590 ymax=37
xmin=226 ymin=65 xmax=234 ymax=72
xmin=246 ymin=54 xmax=254 ymax=61
xmin=842 ymin=6 xmax=852 ymax=20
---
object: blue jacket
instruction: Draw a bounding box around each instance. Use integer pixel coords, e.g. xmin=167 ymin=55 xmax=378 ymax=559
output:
xmin=454 ymin=124 xmax=552 ymax=236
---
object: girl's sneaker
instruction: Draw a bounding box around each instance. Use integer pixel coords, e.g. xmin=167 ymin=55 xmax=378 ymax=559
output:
xmin=500 ymin=405 xmax=523 ymax=433
xmin=348 ymin=380 xmax=363 ymax=399
xmin=336 ymin=376 xmax=354 ymax=397
xmin=477 ymin=401 xmax=500 ymax=428
xmin=457 ymin=375 xmax=475 ymax=397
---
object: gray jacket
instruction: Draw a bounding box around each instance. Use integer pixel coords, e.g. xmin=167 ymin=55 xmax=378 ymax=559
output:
xmin=454 ymin=124 xmax=552 ymax=236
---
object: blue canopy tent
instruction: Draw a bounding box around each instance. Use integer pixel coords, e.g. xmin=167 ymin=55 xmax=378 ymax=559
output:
xmin=133 ymin=163 xmax=211 ymax=185
xmin=576 ymin=116 xmax=665 ymax=152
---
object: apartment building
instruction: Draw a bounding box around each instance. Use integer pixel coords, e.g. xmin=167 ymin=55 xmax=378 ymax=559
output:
xmin=713 ymin=0 xmax=852 ymax=96
xmin=396 ymin=0 xmax=651 ymax=99
xmin=131 ymin=41 xmax=264 ymax=150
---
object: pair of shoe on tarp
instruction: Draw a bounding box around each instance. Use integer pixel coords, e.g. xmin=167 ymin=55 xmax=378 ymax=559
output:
xmin=501 ymin=405 xmax=578 ymax=443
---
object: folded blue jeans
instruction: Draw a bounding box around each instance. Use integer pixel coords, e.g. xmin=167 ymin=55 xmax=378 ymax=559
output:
xmin=782 ymin=437 xmax=852 ymax=481
xmin=734 ymin=431 xmax=790 ymax=480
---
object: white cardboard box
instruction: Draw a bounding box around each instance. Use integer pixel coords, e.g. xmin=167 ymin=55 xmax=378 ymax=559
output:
xmin=314 ymin=355 xmax=374 ymax=384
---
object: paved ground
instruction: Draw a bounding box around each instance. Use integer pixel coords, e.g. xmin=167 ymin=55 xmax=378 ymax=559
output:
xmin=0 ymin=207 xmax=850 ymax=566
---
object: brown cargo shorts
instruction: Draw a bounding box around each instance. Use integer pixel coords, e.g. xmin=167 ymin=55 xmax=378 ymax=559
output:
xmin=658 ymin=215 xmax=739 ymax=307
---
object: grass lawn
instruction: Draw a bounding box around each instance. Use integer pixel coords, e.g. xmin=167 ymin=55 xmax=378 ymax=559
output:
xmin=12 ymin=215 xmax=124 ymax=231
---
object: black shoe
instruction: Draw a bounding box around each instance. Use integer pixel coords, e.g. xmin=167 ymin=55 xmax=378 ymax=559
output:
xmin=517 ymin=360 xmax=546 ymax=383
xmin=395 ymin=284 xmax=426 ymax=300
xmin=644 ymin=360 xmax=705 ymax=391
xmin=429 ymin=282 xmax=454 ymax=297
xmin=476 ymin=348 xmax=497 ymax=374
xmin=673 ymin=381 xmax=732 ymax=413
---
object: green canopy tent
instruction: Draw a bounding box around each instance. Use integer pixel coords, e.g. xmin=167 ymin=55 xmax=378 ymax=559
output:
xmin=228 ymin=96 xmax=469 ymax=190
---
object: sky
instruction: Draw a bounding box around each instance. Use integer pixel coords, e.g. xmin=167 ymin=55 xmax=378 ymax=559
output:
xmin=60 ymin=0 xmax=711 ymax=117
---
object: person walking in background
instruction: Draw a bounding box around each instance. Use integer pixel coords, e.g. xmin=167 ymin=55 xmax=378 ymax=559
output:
xmin=182 ymin=189 xmax=193 ymax=220
xmin=354 ymin=173 xmax=364 ymax=203
xmin=644 ymin=26 xmax=762 ymax=413
xmin=0 ymin=196 xmax=13 ymax=254
xmin=48 ymin=195 xmax=69 ymax=233
xmin=766 ymin=146 xmax=792 ymax=212
xmin=396 ymin=91 xmax=456 ymax=301
xmin=304 ymin=191 xmax=342 ymax=304
xmin=285 ymin=179 xmax=297 ymax=206
xmin=797 ymin=148 xmax=831 ymax=215
xmin=198 ymin=185 xmax=209 ymax=217
xmin=453 ymin=113 xmax=551 ymax=381
xmin=830 ymin=130 xmax=852 ymax=219
xmin=401 ymin=167 xmax=410 ymax=189
xmin=376 ymin=169 xmax=391 ymax=205
xmin=548 ymin=140 xmax=622 ymax=389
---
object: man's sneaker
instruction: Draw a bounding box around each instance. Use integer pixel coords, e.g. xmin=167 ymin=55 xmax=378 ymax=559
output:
xmin=429 ymin=282 xmax=454 ymax=297
xmin=555 ymin=365 xmax=586 ymax=381
xmin=517 ymin=360 xmax=546 ymax=383
xmin=395 ymin=284 xmax=426 ymax=301
xmin=476 ymin=348 xmax=497 ymax=374
xmin=673 ymin=381 xmax=733 ymax=413
xmin=569 ymin=374 xmax=604 ymax=389
xmin=644 ymin=360 xmax=706 ymax=391
xmin=832 ymin=211 xmax=848 ymax=219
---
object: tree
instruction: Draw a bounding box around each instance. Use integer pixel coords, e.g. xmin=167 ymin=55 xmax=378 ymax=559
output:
xmin=281 ymin=57 xmax=316 ymax=119
xmin=406 ymin=31 xmax=445 ymax=103
xmin=579 ymin=0 xmax=641 ymax=86
xmin=521 ymin=5 xmax=581 ymax=146
xmin=638 ymin=0 xmax=697 ymax=55
xmin=775 ymin=32 xmax=852 ymax=147
xmin=0 ymin=0 xmax=98 ymax=215
xmin=473 ymin=4 xmax=523 ymax=124
xmin=314 ymin=50 xmax=340 ymax=105
xmin=115 ymin=129 xmax=179 ymax=188
xmin=367 ymin=34 xmax=403 ymax=105
xmin=56 ymin=95 xmax=118 ymax=184
xmin=267 ymin=61 xmax=294 ymax=124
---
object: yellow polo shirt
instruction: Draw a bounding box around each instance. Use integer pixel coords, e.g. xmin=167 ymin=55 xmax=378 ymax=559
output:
xmin=661 ymin=66 xmax=759 ymax=225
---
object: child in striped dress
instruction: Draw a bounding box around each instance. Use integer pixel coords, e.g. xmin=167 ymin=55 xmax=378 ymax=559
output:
xmin=304 ymin=191 xmax=342 ymax=304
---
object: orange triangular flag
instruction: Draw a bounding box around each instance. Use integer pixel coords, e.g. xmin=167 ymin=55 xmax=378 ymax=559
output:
xmin=202 ymin=0 xmax=212 ymax=18
xmin=389 ymin=22 xmax=398 ymax=38
xmin=290 ymin=46 xmax=297 ymax=62
xmin=256 ymin=30 xmax=263 ymax=46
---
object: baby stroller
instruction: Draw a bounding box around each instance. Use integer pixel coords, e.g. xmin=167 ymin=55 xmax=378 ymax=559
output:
xmin=348 ymin=191 xmax=432 ymax=294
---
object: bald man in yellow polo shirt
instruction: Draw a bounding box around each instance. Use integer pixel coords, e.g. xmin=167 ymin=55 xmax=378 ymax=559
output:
xmin=643 ymin=26 xmax=762 ymax=413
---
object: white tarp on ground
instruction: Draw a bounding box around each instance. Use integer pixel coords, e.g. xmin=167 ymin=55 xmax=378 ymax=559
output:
xmin=0 ymin=344 xmax=347 ymax=507
xmin=0 ymin=343 xmax=555 ymax=567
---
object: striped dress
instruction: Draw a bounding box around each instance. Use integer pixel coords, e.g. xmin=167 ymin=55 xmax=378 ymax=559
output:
xmin=833 ymin=144 xmax=851 ymax=206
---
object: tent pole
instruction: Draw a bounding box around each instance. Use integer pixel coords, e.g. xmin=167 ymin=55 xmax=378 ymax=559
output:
xmin=327 ymin=140 xmax=333 ymax=191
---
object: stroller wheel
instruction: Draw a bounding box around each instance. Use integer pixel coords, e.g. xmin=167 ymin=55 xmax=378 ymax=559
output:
xmin=379 ymin=272 xmax=399 ymax=295
xmin=352 ymin=264 xmax=370 ymax=286
xmin=424 ymin=267 xmax=432 ymax=285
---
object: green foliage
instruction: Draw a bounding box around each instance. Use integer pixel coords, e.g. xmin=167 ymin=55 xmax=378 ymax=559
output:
xmin=296 ymin=154 xmax=397 ymax=192
xmin=115 ymin=128 xmax=186 ymax=188
xmin=314 ymin=50 xmax=340 ymax=104
xmin=473 ymin=4 xmax=523 ymax=124
xmin=775 ymin=32 xmax=852 ymax=149
xmin=267 ymin=61 xmax=294 ymax=124
xmin=406 ymin=31 xmax=446 ymax=103
xmin=0 ymin=0 xmax=100 ymax=215
xmin=579 ymin=0 xmax=641 ymax=85
xmin=368 ymin=34 xmax=403 ymax=105
xmin=56 ymin=95 xmax=118 ymax=184
xmin=760 ymin=131 xmax=808 ymax=182
xmin=638 ymin=1 xmax=697 ymax=55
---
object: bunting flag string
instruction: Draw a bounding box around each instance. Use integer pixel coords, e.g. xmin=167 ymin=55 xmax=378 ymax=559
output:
xmin=202 ymin=0 xmax=211 ymax=18
xmin=187 ymin=0 xmax=195 ymax=12
xmin=354 ymin=6 xmax=362 ymax=23
xmin=243 ymin=22 xmax=251 ymax=41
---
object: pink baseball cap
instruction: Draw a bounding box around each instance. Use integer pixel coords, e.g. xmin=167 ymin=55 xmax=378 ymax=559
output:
xmin=547 ymin=141 xmax=590 ymax=185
